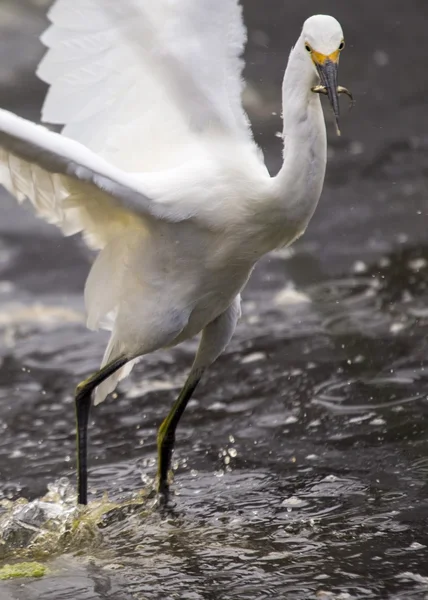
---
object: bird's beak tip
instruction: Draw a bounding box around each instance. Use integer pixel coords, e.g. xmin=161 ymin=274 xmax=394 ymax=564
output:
xmin=335 ymin=119 xmax=341 ymax=136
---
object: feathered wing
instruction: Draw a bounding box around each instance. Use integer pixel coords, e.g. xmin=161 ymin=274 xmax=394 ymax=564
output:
xmin=0 ymin=107 xmax=195 ymax=345
xmin=37 ymin=0 xmax=257 ymax=172
xmin=0 ymin=109 xmax=188 ymax=250
xmin=0 ymin=0 xmax=263 ymax=402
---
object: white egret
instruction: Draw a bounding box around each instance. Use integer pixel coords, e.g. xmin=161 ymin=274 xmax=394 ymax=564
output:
xmin=0 ymin=1 xmax=352 ymax=506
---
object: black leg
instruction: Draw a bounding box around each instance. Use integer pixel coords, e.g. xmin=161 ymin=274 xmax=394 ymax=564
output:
xmin=157 ymin=368 xmax=204 ymax=503
xmin=75 ymin=387 xmax=91 ymax=506
xmin=75 ymin=356 xmax=128 ymax=505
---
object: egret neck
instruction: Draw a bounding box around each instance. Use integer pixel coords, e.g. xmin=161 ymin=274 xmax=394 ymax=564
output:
xmin=271 ymin=37 xmax=327 ymax=240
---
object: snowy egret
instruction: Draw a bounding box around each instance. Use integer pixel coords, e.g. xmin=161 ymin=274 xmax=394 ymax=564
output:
xmin=0 ymin=1 xmax=352 ymax=505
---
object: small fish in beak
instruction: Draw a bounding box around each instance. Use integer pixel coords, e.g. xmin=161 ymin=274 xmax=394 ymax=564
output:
xmin=311 ymin=58 xmax=354 ymax=136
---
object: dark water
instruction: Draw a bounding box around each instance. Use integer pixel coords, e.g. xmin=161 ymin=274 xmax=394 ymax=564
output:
xmin=1 ymin=0 xmax=428 ymax=598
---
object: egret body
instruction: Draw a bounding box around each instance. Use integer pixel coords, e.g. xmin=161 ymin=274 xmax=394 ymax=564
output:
xmin=0 ymin=1 xmax=351 ymax=505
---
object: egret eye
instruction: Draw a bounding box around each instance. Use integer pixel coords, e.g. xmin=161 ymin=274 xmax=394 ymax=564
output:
xmin=338 ymin=41 xmax=345 ymax=50
xmin=305 ymin=43 xmax=312 ymax=53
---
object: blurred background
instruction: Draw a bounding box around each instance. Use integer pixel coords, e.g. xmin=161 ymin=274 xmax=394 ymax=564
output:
xmin=1 ymin=1 xmax=428 ymax=599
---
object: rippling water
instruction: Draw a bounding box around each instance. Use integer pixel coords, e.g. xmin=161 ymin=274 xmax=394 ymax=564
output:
xmin=2 ymin=1 xmax=428 ymax=598
xmin=1 ymin=241 xmax=428 ymax=599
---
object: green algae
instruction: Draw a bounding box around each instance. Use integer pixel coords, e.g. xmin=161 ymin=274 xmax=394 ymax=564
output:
xmin=0 ymin=561 xmax=48 ymax=579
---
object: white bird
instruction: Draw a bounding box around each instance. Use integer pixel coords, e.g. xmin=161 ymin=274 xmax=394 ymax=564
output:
xmin=0 ymin=1 xmax=352 ymax=506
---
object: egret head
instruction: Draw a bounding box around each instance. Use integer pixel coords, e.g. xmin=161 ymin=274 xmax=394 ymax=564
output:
xmin=302 ymin=15 xmax=353 ymax=135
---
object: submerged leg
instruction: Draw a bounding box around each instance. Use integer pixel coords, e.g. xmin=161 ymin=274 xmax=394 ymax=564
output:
xmin=156 ymin=295 xmax=242 ymax=503
xmin=75 ymin=356 xmax=128 ymax=505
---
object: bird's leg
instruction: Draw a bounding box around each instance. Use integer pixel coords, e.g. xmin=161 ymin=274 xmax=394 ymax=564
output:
xmin=157 ymin=367 xmax=204 ymax=503
xmin=155 ymin=296 xmax=241 ymax=506
xmin=75 ymin=356 xmax=128 ymax=505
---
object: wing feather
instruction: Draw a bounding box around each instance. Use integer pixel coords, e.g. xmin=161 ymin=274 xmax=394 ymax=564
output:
xmin=0 ymin=109 xmax=189 ymax=249
xmin=37 ymin=0 xmax=257 ymax=172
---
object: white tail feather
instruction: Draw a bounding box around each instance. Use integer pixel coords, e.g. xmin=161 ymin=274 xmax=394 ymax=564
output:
xmin=93 ymin=336 xmax=139 ymax=405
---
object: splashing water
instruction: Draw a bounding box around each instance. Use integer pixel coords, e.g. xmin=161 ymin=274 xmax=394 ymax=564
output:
xmin=0 ymin=478 xmax=153 ymax=566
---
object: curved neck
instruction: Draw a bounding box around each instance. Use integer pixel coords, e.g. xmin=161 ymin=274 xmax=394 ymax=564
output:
xmin=273 ymin=38 xmax=327 ymax=202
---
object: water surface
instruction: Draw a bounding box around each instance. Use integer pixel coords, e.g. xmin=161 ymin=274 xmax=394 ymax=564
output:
xmin=1 ymin=1 xmax=428 ymax=598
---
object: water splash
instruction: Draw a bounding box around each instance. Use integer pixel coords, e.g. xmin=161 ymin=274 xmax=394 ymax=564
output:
xmin=0 ymin=478 xmax=152 ymax=563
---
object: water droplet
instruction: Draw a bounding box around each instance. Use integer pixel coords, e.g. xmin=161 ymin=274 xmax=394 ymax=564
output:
xmin=353 ymin=260 xmax=367 ymax=273
xmin=390 ymin=322 xmax=405 ymax=334
xmin=373 ymin=49 xmax=389 ymax=66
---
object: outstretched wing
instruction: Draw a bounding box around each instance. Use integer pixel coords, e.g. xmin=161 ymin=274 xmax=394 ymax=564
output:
xmin=0 ymin=109 xmax=192 ymax=250
xmin=37 ymin=0 xmax=256 ymax=172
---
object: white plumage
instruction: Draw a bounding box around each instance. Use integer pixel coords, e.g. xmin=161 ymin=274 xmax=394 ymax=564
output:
xmin=37 ymin=0 xmax=255 ymax=170
xmin=0 ymin=1 xmax=349 ymax=503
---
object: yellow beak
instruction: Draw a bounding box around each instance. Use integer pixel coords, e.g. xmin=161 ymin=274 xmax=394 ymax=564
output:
xmin=311 ymin=49 xmax=340 ymax=66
